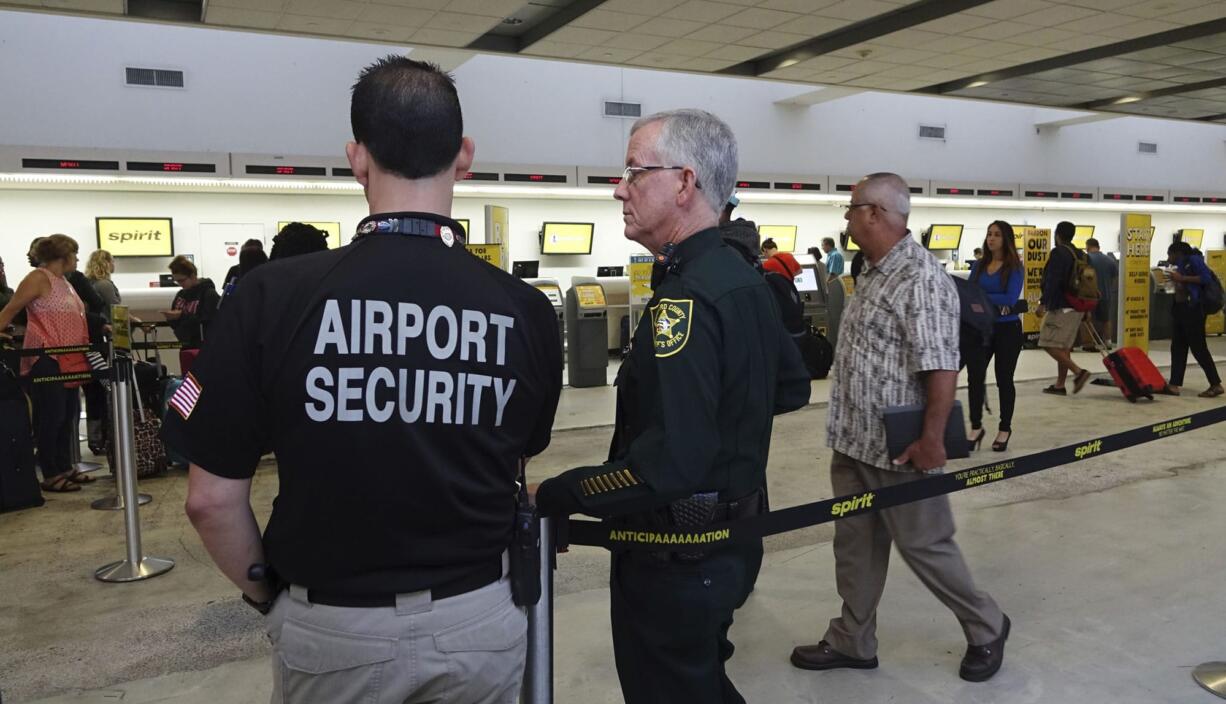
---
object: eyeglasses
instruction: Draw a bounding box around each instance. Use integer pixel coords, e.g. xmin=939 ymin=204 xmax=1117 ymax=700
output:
xmin=621 ymin=165 xmax=702 ymax=189
xmin=843 ymin=202 xmax=887 ymax=213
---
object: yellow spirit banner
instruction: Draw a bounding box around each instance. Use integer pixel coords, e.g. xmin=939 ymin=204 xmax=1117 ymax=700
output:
xmin=1021 ymin=228 xmax=1049 ymax=340
xmin=1119 ymin=213 xmax=1154 ymax=353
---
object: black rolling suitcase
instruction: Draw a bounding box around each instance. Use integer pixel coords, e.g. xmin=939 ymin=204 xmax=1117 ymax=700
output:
xmin=0 ymin=360 xmax=44 ymax=512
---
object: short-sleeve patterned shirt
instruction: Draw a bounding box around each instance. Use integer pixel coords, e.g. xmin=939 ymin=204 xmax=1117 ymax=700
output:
xmin=826 ymin=235 xmax=961 ymax=471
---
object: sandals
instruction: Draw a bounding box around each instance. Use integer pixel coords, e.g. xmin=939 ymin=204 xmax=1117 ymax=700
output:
xmin=41 ymin=475 xmax=82 ymax=493
xmin=68 ymin=471 xmax=97 ymax=484
xmin=1072 ymin=369 xmax=1092 ymax=394
xmin=1042 ymin=385 xmax=1067 ymax=396
xmin=1199 ymin=385 xmax=1225 ymax=398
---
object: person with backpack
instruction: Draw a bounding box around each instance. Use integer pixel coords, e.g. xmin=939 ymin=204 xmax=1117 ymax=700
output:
xmin=1036 ymin=221 xmax=1093 ymax=395
xmin=1160 ymin=241 xmax=1223 ymax=398
xmin=964 ymin=221 xmax=1024 ymax=452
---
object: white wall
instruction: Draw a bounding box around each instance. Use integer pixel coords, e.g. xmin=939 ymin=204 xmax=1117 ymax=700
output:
xmin=2 ymin=187 xmax=1222 ymax=299
xmin=2 ymin=9 xmax=1225 ymax=191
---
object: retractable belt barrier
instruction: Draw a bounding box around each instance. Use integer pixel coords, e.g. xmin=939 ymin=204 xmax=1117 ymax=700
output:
xmin=1 ymin=343 xmax=110 ymax=384
xmin=564 ymin=406 xmax=1226 ymax=552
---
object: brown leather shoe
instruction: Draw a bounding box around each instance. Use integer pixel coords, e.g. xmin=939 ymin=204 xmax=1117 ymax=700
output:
xmin=960 ymin=614 xmax=1010 ymax=682
xmin=790 ymin=640 xmax=878 ymax=671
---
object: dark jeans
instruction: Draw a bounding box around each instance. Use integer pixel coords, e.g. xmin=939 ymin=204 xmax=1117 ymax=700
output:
xmin=27 ymin=356 xmax=80 ymax=481
xmin=83 ymin=380 xmax=107 ymax=441
xmin=610 ymin=542 xmax=761 ymax=704
xmin=964 ymin=320 xmax=1024 ymax=432
xmin=1169 ymin=303 xmax=1221 ymax=387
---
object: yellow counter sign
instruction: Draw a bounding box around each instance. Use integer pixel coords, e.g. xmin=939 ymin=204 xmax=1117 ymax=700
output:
xmin=111 ymin=305 xmax=130 ymax=351
xmin=467 ymin=243 xmax=504 ymax=270
xmin=278 ymin=221 xmax=342 ymax=250
xmin=1021 ymin=228 xmax=1049 ymax=338
xmin=1119 ymin=213 xmax=1154 ymax=353
xmin=96 ymin=218 xmax=174 ymax=257
xmin=575 ymin=284 xmax=606 ymax=308
xmin=1207 ymin=251 xmax=1225 ymax=335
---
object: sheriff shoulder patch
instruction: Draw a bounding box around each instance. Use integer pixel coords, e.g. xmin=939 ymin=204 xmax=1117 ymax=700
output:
xmin=651 ymin=298 xmax=693 ymax=358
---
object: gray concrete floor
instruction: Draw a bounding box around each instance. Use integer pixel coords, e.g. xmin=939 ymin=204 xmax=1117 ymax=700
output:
xmin=4 ymin=340 xmax=1226 ymax=703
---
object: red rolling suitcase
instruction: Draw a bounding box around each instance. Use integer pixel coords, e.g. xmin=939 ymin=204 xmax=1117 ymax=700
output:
xmin=1085 ymin=322 xmax=1165 ymax=402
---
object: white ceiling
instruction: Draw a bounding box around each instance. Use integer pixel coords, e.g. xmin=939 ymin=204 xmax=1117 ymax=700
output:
xmin=3 ymin=0 xmax=1226 ymax=122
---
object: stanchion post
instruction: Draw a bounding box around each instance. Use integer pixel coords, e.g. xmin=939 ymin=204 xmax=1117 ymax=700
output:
xmin=1194 ymin=661 xmax=1226 ymax=698
xmin=522 ymin=516 xmax=554 ymax=704
xmin=91 ymin=361 xmax=150 ymax=511
xmin=95 ymin=356 xmax=174 ymax=583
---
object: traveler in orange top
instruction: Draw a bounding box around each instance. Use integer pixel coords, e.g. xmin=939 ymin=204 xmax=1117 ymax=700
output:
xmin=762 ymin=238 xmax=801 ymax=279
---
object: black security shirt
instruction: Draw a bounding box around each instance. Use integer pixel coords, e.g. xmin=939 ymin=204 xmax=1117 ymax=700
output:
xmin=162 ymin=212 xmax=563 ymax=595
xmin=535 ymin=228 xmax=811 ymax=518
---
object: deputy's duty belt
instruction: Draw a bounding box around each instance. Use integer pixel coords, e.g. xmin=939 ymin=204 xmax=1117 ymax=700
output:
xmin=303 ymin=561 xmax=502 ymax=608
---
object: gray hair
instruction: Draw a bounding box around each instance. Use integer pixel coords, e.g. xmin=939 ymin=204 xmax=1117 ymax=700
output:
xmin=857 ymin=172 xmax=912 ymax=224
xmin=630 ymin=109 xmax=737 ymax=215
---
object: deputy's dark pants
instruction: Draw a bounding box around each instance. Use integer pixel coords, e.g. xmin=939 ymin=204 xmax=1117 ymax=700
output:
xmin=610 ymin=542 xmax=761 ymax=704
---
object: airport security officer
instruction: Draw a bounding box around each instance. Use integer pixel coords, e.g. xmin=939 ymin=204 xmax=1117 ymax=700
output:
xmin=535 ymin=109 xmax=811 ymax=704
xmin=165 ymin=56 xmax=562 ymax=704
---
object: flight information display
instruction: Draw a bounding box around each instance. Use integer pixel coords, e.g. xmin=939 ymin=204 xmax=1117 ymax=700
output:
xmin=758 ymin=224 xmax=797 ymax=252
xmin=1073 ymin=225 xmax=1095 ymax=249
xmin=926 ymin=224 xmax=963 ymax=251
xmin=541 ymin=222 xmax=593 ymax=255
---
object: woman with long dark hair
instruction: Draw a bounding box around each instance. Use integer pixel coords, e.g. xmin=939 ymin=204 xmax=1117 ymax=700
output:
xmin=966 ymin=221 xmax=1024 ymax=452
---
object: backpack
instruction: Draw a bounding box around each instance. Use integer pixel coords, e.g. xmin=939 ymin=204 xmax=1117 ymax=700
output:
xmin=1061 ymin=245 xmax=1100 ymax=313
xmin=952 ymin=274 xmax=996 ymax=349
xmin=1197 ymin=256 xmax=1223 ymax=315
xmin=797 ymin=328 xmax=834 ymax=379
xmin=763 ymin=271 xmax=806 ymax=337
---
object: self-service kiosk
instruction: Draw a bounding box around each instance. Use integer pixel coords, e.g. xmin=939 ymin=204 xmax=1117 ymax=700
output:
xmin=565 ymin=283 xmax=609 ymax=387
xmin=529 ymin=279 xmax=565 ymax=356
xmin=792 ymin=253 xmax=832 ymax=336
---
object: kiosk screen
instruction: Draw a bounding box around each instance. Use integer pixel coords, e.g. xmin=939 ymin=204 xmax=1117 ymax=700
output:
xmin=926 ymin=224 xmax=963 ymax=251
xmin=793 ymin=266 xmax=820 ymax=293
xmin=534 ymin=283 xmax=563 ymax=307
xmin=759 ymin=225 xmax=797 ymax=252
xmin=1073 ymin=225 xmax=1095 ymax=249
xmin=541 ymin=222 xmax=594 ymax=255
xmin=1177 ymin=229 xmax=1204 ymax=248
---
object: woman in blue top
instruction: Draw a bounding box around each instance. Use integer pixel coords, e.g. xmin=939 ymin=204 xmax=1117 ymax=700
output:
xmin=1160 ymin=241 xmax=1222 ymax=397
xmin=966 ymin=221 xmax=1025 ymax=452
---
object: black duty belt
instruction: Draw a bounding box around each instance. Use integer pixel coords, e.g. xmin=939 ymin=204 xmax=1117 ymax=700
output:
xmin=305 ymin=560 xmax=502 ymax=608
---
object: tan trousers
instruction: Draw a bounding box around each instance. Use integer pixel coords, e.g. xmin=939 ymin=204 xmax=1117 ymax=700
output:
xmin=266 ymin=575 xmax=526 ymax=704
xmin=823 ymin=452 xmax=1004 ymax=659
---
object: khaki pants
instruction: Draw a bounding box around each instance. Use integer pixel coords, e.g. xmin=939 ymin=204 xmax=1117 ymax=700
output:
xmin=823 ymin=452 xmax=1004 ymax=659
xmin=267 ymin=576 xmax=526 ymax=704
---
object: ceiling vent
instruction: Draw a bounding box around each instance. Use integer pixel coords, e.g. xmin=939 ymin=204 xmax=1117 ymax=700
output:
xmin=1138 ymin=141 xmax=1158 ymax=154
xmin=918 ymin=124 xmax=946 ymax=141
xmin=604 ymin=101 xmax=642 ymax=119
xmin=126 ymin=67 xmax=185 ymax=88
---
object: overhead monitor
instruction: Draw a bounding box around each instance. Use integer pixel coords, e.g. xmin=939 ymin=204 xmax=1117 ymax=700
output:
xmin=97 ymin=217 xmax=175 ymax=257
xmin=792 ymin=266 xmax=820 ymax=293
xmin=840 ymin=230 xmax=861 ymax=251
xmin=759 ymin=225 xmax=797 ymax=253
xmin=456 ymin=219 xmax=470 ymax=238
xmin=1073 ymin=225 xmax=1095 ymax=249
xmin=1176 ymin=228 xmax=1204 ymax=248
xmin=597 ymin=265 xmax=624 ymax=277
xmin=925 ymin=224 xmax=963 ymax=251
xmin=512 ymin=260 xmax=539 ymax=278
xmin=540 ymin=222 xmax=594 ymax=255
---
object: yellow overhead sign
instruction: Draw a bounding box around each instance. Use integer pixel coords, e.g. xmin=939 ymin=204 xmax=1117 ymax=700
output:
xmin=758 ymin=225 xmax=797 ymax=253
xmin=96 ymin=218 xmax=174 ymax=257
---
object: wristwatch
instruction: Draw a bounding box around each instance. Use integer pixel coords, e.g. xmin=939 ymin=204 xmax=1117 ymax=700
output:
xmin=242 ymin=592 xmax=274 ymax=615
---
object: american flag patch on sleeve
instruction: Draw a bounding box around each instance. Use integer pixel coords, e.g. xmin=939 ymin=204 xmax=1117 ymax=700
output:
xmin=169 ymin=373 xmax=202 ymax=420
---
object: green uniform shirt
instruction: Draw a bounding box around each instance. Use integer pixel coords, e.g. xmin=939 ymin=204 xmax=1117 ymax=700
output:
xmin=537 ymin=228 xmax=811 ymax=518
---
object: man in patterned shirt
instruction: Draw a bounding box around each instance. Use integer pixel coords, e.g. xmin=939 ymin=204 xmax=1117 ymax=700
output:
xmin=790 ymin=173 xmax=1010 ymax=683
